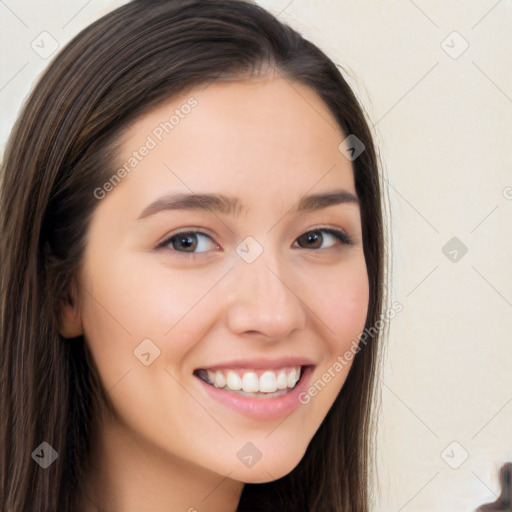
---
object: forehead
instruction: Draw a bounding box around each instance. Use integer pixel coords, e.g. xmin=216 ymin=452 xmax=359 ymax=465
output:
xmin=109 ymin=77 xmax=355 ymax=211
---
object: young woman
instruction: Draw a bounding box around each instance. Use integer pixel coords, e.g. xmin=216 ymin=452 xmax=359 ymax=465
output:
xmin=0 ymin=1 xmax=388 ymax=510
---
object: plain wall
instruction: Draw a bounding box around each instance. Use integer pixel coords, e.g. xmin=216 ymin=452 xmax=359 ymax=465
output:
xmin=1 ymin=1 xmax=511 ymax=510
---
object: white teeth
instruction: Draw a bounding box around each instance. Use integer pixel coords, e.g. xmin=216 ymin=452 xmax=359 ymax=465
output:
xmin=276 ymin=371 xmax=288 ymax=390
xmin=241 ymin=372 xmax=259 ymax=392
xmin=287 ymin=368 xmax=298 ymax=388
xmin=214 ymin=370 xmax=226 ymax=388
xmin=226 ymin=371 xmax=242 ymax=391
xmin=259 ymin=371 xmax=277 ymax=393
xmin=199 ymin=366 xmax=303 ymax=394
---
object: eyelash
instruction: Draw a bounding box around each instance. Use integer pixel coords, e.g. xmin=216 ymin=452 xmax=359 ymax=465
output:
xmin=156 ymin=227 xmax=353 ymax=260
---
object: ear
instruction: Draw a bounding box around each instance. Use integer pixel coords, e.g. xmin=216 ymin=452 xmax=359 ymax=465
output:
xmin=58 ymin=282 xmax=83 ymax=339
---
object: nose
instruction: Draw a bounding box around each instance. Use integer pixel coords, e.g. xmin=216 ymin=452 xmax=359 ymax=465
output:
xmin=223 ymin=249 xmax=307 ymax=341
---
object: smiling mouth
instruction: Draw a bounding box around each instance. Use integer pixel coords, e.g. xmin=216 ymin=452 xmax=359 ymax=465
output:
xmin=193 ymin=365 xmax=309 ymax=398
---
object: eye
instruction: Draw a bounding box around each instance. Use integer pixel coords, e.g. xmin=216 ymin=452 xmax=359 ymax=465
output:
xmin=157 ymin=230 xmax=219 ymax=256
xmin=294 ymin=228 xmax=352 ymax=249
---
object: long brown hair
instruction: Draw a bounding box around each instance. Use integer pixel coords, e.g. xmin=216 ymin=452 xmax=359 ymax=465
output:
xmin=0 ymin=1 xmax=388 ymax=510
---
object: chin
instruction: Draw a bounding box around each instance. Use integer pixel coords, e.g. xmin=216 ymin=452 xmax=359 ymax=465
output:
xmin=233 ymin=451 xmax=306 ymax=484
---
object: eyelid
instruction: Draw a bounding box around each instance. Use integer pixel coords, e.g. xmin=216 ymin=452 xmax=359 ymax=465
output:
xmin=154 ymin=227 xmax=218 ymax=250
xmin=300 ymin=227 xmax=353 ymax=247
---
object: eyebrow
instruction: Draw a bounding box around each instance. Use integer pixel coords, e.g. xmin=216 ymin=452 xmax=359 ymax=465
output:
xmin=137 ymin=189 xmax=359 ymax=220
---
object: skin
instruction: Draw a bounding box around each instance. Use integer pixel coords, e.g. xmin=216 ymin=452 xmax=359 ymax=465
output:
xmin=60 ymin=74 xmax=369 ymax=512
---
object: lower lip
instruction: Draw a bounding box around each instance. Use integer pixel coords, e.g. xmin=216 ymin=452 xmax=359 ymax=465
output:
xmin=195 ymin=366 xmax=314 ymax=421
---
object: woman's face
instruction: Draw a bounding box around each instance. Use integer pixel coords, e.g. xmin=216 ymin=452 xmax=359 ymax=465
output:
xmin=63 ymin=76 xmax=369 ymax=484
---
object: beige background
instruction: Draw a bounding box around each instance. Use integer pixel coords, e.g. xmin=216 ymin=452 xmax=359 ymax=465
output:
xmin=1 ymin=1 xmax=511 ymax=510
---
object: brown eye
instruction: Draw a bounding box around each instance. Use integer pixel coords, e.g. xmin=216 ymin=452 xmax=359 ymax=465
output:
xmin=295 ymin=229 xmax=351 ymax=249
xmin=158 ymin=231 xmax=218 ymax=255
xmin=171 ymin=233 xmax=199 ymax=252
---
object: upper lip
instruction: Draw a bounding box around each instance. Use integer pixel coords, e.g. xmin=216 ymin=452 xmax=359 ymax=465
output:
xmin=196 ymin=357 xmax=315 ymax=371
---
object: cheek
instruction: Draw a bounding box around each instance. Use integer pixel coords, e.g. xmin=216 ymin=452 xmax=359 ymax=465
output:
xmin=295 ymin=261 xmax=369 ymax=423
xmin=79 ymin=254 xmax=221 ymax=380
xmin=309 ymin=258 xmax=370 ymax=353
